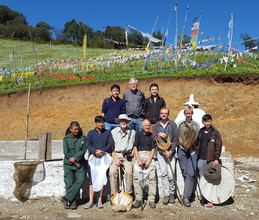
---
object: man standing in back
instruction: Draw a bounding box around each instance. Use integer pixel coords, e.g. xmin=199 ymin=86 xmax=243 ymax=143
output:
xmin=101 ymin=84 xmax=126 ymax=131
xmin=144 ymin=83 xmax=166 ymax=132
xmin=123 ymin=78 xmax=145 ymax=133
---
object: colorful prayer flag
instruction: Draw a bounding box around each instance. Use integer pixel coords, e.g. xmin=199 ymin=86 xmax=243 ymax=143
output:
xmin=190 ymin=16 xmax=200 ymax=49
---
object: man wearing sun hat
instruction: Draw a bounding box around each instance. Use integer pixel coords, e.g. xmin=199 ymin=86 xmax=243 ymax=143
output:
xmin=109 ymin=114 xmax=136 ymax=197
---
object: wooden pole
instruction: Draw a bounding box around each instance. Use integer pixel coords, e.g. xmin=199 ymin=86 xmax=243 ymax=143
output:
xmin=24 ymin=84 xmax=31 ymax=160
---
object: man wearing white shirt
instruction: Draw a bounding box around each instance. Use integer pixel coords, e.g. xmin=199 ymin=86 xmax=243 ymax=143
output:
xmin=109 ymin=114 xmax=136 ymax=196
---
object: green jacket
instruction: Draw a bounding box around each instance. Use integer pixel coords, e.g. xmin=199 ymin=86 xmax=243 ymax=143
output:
xmin=63 ymin=133 xmax=87 ymax=169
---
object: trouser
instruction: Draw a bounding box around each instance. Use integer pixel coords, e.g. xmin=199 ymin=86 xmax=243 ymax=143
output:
xmin=198 ymin=159 xmax=214 ymax=177
xmin=133 ymin=151 xmax=156 ymax=202
xmin=127 ymin=118 xmax=143 ymax=133
xmin=157 ymin=151 xmax=175 ymax=197
xmin=64 ymin=165 xmax=85 ymax=202
xmin=109 ymin=153 xmax=133 ymax=195
xmin=178 ymin=148 xmax=197 ymax=200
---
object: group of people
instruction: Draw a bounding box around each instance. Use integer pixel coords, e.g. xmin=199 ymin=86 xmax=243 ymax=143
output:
xmin=61 ymin=78 xmax=223 ymax=210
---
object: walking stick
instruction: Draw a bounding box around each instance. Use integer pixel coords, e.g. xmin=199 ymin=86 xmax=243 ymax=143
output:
xmin=140 ymin=171 xmax=145 ymax=211
xmin=159 ymin=149 xmax=183 ymax=205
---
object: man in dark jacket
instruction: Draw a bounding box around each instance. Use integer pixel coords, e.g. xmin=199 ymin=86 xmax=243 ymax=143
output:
xmin=144 ymin=83 xmax=166 ymax=132
xmin=197 ymin=114 xmax=222 ymax=177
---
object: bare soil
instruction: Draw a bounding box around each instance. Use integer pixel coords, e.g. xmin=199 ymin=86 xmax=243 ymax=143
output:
xmin=0 ymin=75 xmax=259 ymax=219
xmin=1 ymin=74 xmax=258 ymax=156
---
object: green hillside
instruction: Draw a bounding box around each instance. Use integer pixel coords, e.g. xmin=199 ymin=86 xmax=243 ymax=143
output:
xmin=0 ymin=39 xmax=258 ymax=95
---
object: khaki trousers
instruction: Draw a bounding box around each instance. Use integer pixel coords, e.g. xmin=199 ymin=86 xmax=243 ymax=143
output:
xmin=109 ymin=153 xmax=133 ymax=195
xmin=133 ymin=151 xmax=156 ymax=202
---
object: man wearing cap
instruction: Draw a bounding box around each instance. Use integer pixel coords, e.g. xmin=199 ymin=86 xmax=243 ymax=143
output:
xmin=177 ymin=105 xmax=200 ymax=207
xmin=123 ymin=78 xmax=145 ymax=133
xmin=109 ymin=114 xmax=136 ymax=197
xmin=197 ymin=114 xmax=223 ymax=178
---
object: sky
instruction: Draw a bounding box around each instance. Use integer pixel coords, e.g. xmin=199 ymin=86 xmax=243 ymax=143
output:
xmin=1 ymin=0 xmax=259 ymax=50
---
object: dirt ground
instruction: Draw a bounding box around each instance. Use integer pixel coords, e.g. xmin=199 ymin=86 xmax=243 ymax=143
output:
xmin=0 ymin=156 xmax=258 ymax=220
xmin=0 ymin=74 xmax=258 ymax=156
xmin=0 ymin=75 xmax=259 ymax=220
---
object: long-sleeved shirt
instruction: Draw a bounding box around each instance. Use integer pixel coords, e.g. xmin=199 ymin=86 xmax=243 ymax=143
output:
xmin=102 ymin=96 xmax=126 ymax=123
xmin=123 ymin=89 xmax=145 ymax=117
xmin=144 ymin=95 xmax=166 ymax=124
xmin=63 ymin=133 xmax=87 ymax=168
xmin=111 ymin=127 xmax=136 ymax=152
xmin=152 ymin=120 xmax=178 ymax=152
xmin=87 ymin=128 xmax=114 ymax=156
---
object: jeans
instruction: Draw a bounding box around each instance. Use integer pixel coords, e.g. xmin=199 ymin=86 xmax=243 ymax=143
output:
xmin=127 ymin=118 xmax=143 ymax=133
xmin=105 ymin=122 xmax=119 ymax=131
xmin=198 ymin=159 xmax=214 ymax=177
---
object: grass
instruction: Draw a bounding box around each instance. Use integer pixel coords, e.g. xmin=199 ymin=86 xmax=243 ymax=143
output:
xmin=0 ymin=39 xmax=258 ymax=95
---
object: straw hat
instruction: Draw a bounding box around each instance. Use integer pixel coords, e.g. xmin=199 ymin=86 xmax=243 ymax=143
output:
xmin=200 ymin=165 xmax=235 ymax=204
xmin=203 ymin=164 xmax=222 ymax=182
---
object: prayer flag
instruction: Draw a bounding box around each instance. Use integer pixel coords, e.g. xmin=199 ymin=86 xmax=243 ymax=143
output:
xmin=190 ymin=16 xmax=200 ymax=49
xmin=145 ymin=42 xmax=150 ymax=52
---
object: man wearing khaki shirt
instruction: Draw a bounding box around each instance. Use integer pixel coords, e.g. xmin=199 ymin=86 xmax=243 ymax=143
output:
xmin=109 ymin=114 xmax=136 ymax=196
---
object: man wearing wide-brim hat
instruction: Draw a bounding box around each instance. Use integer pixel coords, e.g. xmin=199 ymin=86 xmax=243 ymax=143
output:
xmin=109 ymin=114 xmax=136 ymax=198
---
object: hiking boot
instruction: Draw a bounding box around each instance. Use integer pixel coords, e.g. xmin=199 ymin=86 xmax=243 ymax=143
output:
xmin=71 ymin=200 xmax=78 ymax=210
xmin=84 ymin=202 xmax=93 ymax=209
xmin=149 ymin=201 xmax=156 ymax=209
xmin=97 ymin=202 xmax=103 ymax=208
xmin=169 ymin=194 xmax=175 ymax=204
xmin=133 ymin=200 xmax=141 ymax=208
xmin=162 ymin=196 xmax=170 ymax=205
xmin=183 ymin=198 xmax=191 ymax=207
xmin=61 ymin=197 xmax=71 ymax=209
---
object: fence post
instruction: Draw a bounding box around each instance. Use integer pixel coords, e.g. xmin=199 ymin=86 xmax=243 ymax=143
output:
xmin=38 ymin=132 xmax=52 ymax=160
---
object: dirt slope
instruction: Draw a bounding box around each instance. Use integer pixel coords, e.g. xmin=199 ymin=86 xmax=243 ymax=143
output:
xmin=0 ymin=75 xmax=258 ymax=156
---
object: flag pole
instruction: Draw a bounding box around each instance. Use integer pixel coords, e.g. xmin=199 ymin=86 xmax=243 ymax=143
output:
xmin=143 ymin=15 xmax=159 ymax=70
xmin=24 ymin=84 xmax=31 ymax=160
xmin=174 ymin=0 xmax=179 ymax=70
xmin=180 ymin=4 xmax=189 ymax=49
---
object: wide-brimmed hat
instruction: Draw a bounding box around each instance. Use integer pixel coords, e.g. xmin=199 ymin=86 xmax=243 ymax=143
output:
xmin=115 ymin=114 xmax=132 ymax=123
xmin=200 ymin=165 xmax=235 ymax=204
xmin=184 ymin=94 xmax=199 ymax=106
xmin=203 ymin=164 xmax=222 ymax=182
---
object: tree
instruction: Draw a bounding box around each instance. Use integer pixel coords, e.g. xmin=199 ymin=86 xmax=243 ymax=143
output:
xmin=240 ymin=33 xmax=257 ymax=50
xmin=63 ymin=19 xmax=94 ymax=46
xmin=0 ymin=5 xmax=29 ymax=40
xmin=32 ymin=22 xmax=53 ymax=43
xmin=104 ymin=26 xmax=126 ymax=49
xmin=128 ymin=29 xmax=146 ymax=48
